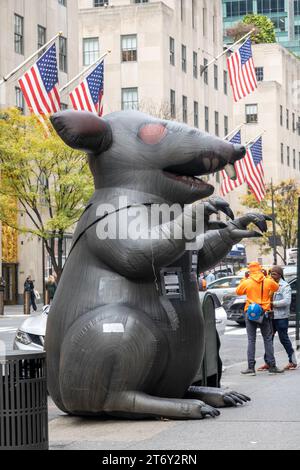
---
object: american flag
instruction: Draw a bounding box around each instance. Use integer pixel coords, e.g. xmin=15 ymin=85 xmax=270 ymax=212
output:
xmin=244 ymin=137 xmax=265 ymax=202
xmin=69 ymin=61 xmax=104 ymax=116
xmin=220 ymin=131 xmax=246 ymax=196
xmin=19 ymin=44 xmax=60 ymax=121
xmin=227 ymin=38 xmax=257 ymax=102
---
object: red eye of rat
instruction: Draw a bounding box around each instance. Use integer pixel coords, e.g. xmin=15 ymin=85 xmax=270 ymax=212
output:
xmin=138 ymin=124 xmax=168 ymax=145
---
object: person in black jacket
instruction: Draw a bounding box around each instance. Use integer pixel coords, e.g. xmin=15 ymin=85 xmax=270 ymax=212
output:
xmin=24 ymin=275 xmax=37 ymax=312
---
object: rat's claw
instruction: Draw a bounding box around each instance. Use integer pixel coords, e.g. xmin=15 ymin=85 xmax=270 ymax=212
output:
xmin=208 ymin=197 xmax=235 ymax=220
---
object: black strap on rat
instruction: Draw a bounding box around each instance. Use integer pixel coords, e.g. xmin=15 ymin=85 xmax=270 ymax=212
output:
xmin=64 ymin=202 xmax=154 ymax=269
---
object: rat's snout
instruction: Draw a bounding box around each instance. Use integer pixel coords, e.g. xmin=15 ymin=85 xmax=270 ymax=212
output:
xmin=223 ymin=144 xmax=246 ymax=180
xmin=233 ymin=144 xmax=246 ymax=161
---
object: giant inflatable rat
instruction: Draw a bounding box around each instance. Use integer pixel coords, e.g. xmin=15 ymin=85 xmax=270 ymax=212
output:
xmin=46 ymin=110 xmax=269 ymax=419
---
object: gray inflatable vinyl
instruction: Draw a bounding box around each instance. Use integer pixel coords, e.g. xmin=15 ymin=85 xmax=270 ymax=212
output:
xmin=46 ymin=110 xmax=269 ymax=419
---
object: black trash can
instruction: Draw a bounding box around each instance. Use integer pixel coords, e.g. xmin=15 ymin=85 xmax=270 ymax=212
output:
xmin=0 ymin=351 xmax=48 ymax=450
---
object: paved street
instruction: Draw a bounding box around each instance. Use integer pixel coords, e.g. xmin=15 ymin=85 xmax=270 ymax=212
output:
xmin=1 ymin=307 xmax=300 ymax=450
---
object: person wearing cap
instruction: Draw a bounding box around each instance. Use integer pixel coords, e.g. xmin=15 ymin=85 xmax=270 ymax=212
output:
xmin=258 ymin=266 xmax=297 ymax=371
xmin=236 ymin=262 xmax=283 ymax=375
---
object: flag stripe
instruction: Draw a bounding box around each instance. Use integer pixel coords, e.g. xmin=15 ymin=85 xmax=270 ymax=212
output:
xmin=244 ymin=150 xmax=265 ymax=201
xmin=31 ymin=66 xmax=52 ymax=113
xmin=81 ymin=82 xmax=94 ymax=113
xmin=18 ymin=44 xmax=60 ymax=123
xmin=227 ymin=38 xmax=257 ymax=102
xmin=70 ymin=92 xmax=78 ymax=110
xmin=69 ymin=60 xmax=104 ymax=116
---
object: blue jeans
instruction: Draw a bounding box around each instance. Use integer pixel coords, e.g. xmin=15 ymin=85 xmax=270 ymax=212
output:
xmin=272 ymin=318 xmax=294 ymax=363
xmin=246 ymin=316 xmax=276 ymax=369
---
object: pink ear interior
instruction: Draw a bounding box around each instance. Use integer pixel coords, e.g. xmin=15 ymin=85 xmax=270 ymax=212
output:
xmin=138 ymin=124 xmax=168 ymax=145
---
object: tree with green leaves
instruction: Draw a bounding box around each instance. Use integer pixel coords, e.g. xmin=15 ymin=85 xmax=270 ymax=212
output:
xmin=0 ymin=109 xmax=94 ymax=281
xmin=226 ymin=14 xmax=276 ymax=44
xmin=240 ymin=180 xmax=299 ymax=263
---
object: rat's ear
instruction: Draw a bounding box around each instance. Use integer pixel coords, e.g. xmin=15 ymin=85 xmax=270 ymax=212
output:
xmin=50 ymin=110 xmax=112 ymax=154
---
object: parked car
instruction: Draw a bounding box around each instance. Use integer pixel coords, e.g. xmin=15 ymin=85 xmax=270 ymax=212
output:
xmin=14 ymin=290 xmax=228 ymax=351
xmin=222 ymin=277 xmax=297 ymax=326
xmin=205 ymin=276 xmax=243 ymax=303
xmin=199 ymin=291 xmax=227 ymax=336
xmin=13 ymin=305 xmax=49 ymax=351
xmin=283 ymin=265 xmax=297 ymax=282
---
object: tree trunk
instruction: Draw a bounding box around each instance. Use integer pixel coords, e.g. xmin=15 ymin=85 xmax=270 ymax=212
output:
xmin=57 ymin=231 xmax=64 ymax=283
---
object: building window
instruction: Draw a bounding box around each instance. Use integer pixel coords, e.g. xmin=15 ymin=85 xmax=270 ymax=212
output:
xmin=15 ymin=87 xmax=24 ymax=113
xmin=14 ymin=14 xmax=24 ymax=55
xmin=203 ymin=7 xmax=207 ymax=36
xmin=203 ymin=58 xmax=208 ymax=85
xmin=286 ymin=109 xmax=289 ymax=129
xmin=298 ymin=116 xmax=300 ymax=135
xmin=170 ymin=37 xmax=175 ymax=66
xmin=121 ymin=35 xmax=137 ymax=62
xmin=58 ymin=0 xmax=67 ymax=5
xmin=182 ymin=45 xmax=187 ymax=72
xmin=213 ymin=15 xmax=217 ymax=43
xmin=135 ymin=0 xmax=149 ymax=3
xmin=215 ymin=111 xmax=219 ymax=137
xmin=192 ymin=0 xmax=196 ymax=29
xmin=37 ymin=25 xmax=46 ymax=51
xmin=83 ymin=38 xmax=99 ymax=66
xmin=225 ymin=0 xmax=254 ymax=17
xmin=293 ymin=113 xmax=296 ymax=132
xmin=194 ymin=101 xmax=199 ymax=128
xmin=61 ymin=103 xmax=68 ymax=110
xmin=214 ymin=65 xmax=218 ymax=90
xmin=59 ymin=36 xmax=67 ymax=72
xmin=255 ymin=67 xmax=264 ymax=81
xmin=281 ymin=143 xmax=284 ymax=164
xmin=246 ymin=104 xmax=258 ymax=123
xmin=193 ymin=52 xmax=198 ymax=79
xmin=94 ymin=0 xmax=108 ymax=6
xmin=280 ymin=105 xmax=283 ymax=126
xmin=180 ymin=0 xmax=184 ymax=21
xmin=299 ymin=152 xmax=300 ymax=171
xmin=122 ymin=87 xmax=138 ymax=110
xmin=224 ymin=115 xmax=229 ymax=137
xmin=182 ymin=96 xmax=188 ymax=123
xmin=170 ymin=89 xmax=176 ymax=118
xmin=205 ymin=106 xmax=209 ymax=132
xmin=295 ymin=25 xmax=300 ymax=36
xmin=223 ymin=70 xmax=228 ymax=95
xmin=287 ymin=146 xmax=290 ymax=167
xmin=295 ymin=1 xmax=300 ymax=15
xmin=257 ymin=0 xmax=285 ymax=14
xmin=293 ymin=149 xmax=296 ymax=169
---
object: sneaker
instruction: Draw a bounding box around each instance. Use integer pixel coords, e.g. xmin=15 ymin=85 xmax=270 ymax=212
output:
xmin=268 ymin=366 xmax=284 ymax=374
xmin=258 ymin=364 xmax=270 ymax=372
xmin=241 ymin=368 xmax=256 ymax=376
xmin=284 ymin=362 xmax=297 ymax=370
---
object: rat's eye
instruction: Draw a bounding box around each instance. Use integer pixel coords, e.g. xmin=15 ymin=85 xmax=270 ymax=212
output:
xmin=138 ymin=123 xmax=168 ymax=145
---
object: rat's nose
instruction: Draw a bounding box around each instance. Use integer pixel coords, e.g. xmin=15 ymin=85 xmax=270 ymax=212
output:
xmin=233 ymin=144 xmax=246 ymax=160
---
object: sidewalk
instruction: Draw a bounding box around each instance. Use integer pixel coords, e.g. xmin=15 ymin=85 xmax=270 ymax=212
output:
xmin=48 ymin=349 xmax=300 ymax=450
xmin=0 ymin=304 xmax=43 ymax=317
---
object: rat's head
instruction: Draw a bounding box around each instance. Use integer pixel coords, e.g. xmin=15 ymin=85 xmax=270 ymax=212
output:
xmin=51 ymin=110 xmax=246 ymax=204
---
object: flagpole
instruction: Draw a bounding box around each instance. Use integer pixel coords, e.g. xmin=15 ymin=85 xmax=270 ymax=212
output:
xmin=223 ymin=123 xmax=244 ymax=141
xmin=0 ymin=32 xmax=63 ymax=87
xmin=200 ymin=28 xmax=256 ymax=75
xmin=59 ymin=50 xmax=111 ymax=95
xmin=245 ymin=129 xmax=266 ymax=147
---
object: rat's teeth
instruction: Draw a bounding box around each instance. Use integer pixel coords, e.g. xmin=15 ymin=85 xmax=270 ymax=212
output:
xmin=224 ymin=164 xmax=237 ymax=181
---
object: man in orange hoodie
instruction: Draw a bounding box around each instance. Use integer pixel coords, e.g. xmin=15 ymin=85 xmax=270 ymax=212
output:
xmin=236 ymin=262 xmax=284 ymax=375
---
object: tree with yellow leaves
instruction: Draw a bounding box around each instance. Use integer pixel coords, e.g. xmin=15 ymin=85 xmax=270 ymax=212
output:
xmin=0 ymin=109 xmax=94 ymax=281
xmin=241 ymin=180 xmax=299 ymax=264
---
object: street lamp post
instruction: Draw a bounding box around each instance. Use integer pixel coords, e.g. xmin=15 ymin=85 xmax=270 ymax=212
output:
xmin=271 ymin=180 xmax=278 ymax=265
